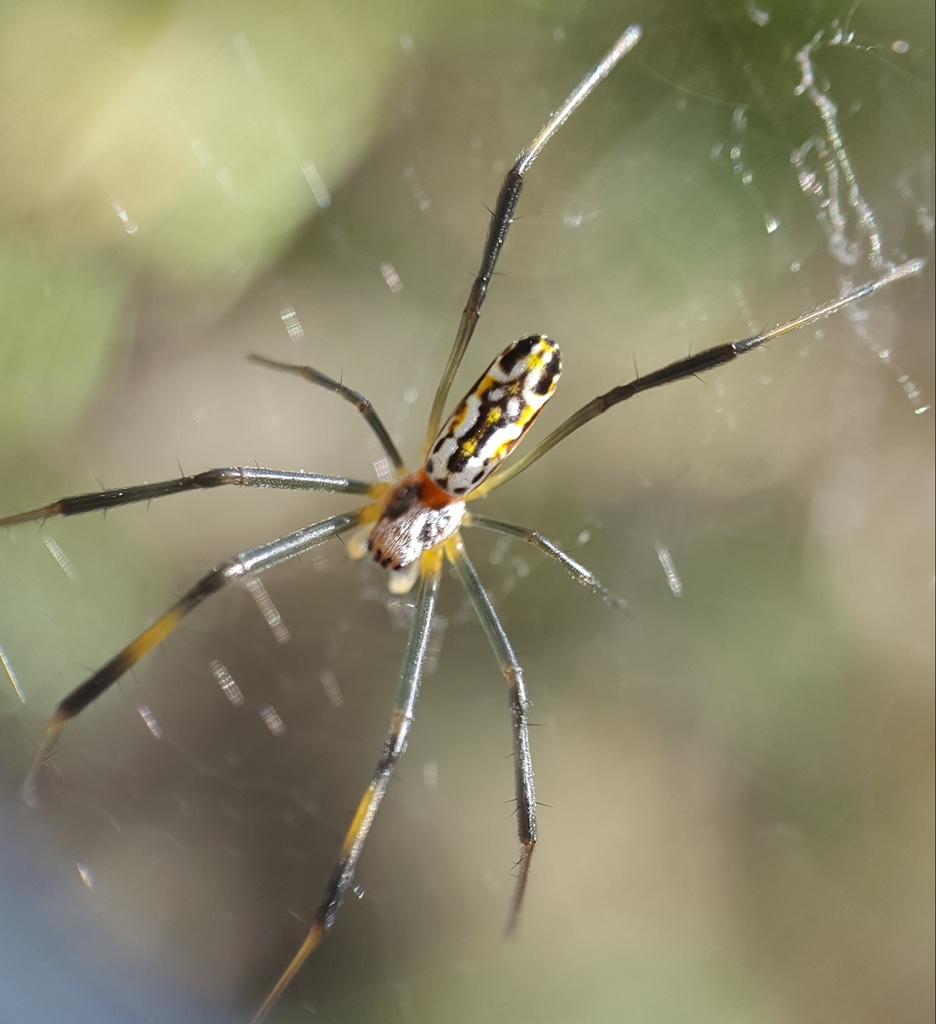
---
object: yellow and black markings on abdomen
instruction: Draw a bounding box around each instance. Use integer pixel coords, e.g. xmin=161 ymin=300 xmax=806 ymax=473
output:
xmin=425 ymin=334 xmax=561 ymax=496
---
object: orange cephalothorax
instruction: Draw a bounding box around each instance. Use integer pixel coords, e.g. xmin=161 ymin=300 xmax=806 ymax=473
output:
xmin=367 ymin=470 xmax=465 ymax=570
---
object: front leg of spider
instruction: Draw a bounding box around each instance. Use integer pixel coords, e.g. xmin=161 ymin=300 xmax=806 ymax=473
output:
xmin=250 ymin=556 xmax=443 ymax=1024
xmin=445 ymin=533 xmax=538 ymax=933
xmin=18 ymin=511 xmax=364 ymax=806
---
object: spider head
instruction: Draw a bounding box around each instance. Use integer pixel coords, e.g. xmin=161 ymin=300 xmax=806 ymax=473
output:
xmin=367 ymin=469 xmax=465 ymax=572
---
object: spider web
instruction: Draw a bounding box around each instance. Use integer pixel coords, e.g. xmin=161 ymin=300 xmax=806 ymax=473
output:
xmin=0 ymin=3 xmax=932 ymax=1023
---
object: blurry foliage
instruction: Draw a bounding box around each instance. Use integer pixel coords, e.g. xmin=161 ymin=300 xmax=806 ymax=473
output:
xmin=0 ymin=0 xmax=438 ymax=439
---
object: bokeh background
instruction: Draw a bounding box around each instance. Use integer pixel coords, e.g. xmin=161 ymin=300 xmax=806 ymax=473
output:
xmin=0 ymin=2 xmax=932 ymax=1022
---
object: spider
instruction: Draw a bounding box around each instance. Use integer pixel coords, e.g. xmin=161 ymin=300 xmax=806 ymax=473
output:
xmin=1 ymin=24 xmax=924 ymax=1023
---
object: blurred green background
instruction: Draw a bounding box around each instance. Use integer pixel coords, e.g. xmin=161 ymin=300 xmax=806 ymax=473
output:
xmin=0 ymin=1 xmax=932 ymax=1022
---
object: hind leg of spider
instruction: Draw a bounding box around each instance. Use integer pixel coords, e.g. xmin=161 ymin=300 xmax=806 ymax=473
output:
xmin=251 ymin=552 xmax=442 ymax=1023
xmin=248 ymin=355 xmax=405 ymax=473
xmin=444 ymin=533 xmax=535 ymax=934
xmin=464 ymin=512 xmax=631 ymax=612
xmin=0 ymin=468 xmax=378 ymax=527
xmin=472 ymin=258 xmax=926 ymax=498
xmin=21 ymin=509 xmax=366 ymax=806
xmin=422 ymin=26 xmax=642 ymax=452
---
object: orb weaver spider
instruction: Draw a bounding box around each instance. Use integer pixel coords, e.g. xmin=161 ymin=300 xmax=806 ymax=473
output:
xmin=1 ymin=24 xmax=924 ymax=1022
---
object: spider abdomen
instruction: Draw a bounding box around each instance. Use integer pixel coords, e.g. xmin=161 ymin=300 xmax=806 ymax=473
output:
xmin=425 ymin=334 xmax=561 ymax=496
xmin=367 ymin=470 xmax=465 ymax=570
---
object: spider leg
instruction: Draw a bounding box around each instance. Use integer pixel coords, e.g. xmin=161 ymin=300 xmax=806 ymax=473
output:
xmin=21 ymin=509 xmax=365 ymax=806
xmin=464 ymin=512 xmax=631 ymax=612
xmin=251 ymin=551 xmax=442 ymax=1024
xmin=249 ymin=354 xmax=405 ymax=472
xmin=0 ymin=468 xmax=378 ymax=527
xmin=444 ymin=533 xmax=535 ymax=935
xmin=422 ymin=26 xmax=642 ymax=454
xmin=472 ymin=258 xmax=926 ymax=497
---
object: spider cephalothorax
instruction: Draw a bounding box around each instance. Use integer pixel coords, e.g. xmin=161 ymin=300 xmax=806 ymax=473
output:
xmin=366 ymin=470 xmax=465 ymax=571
